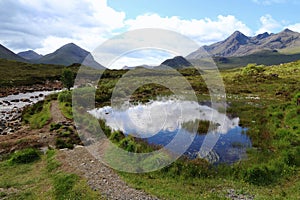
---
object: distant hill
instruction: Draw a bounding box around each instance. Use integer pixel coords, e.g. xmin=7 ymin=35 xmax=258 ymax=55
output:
xmin=18 ymin=50 xmax=43 ymax=60
xmin=160 ymin=56 xmax=193 ymax=69
xmin=0 ymin=44 xmax=28 ymax=62
xmin=187 ymin=29 xmax=300 ymax=59
xmin=35 ymin=43 xmax=105 ymax=69
xmin=211 ymin=50 xmax=300 ymax=69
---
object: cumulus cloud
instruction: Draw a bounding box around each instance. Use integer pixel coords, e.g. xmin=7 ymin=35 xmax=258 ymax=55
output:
xmin=286 ymin=23 xmax=300 ymax=32
xmin=0 ymin=0 xmax=125 ymax=54
xmin=255 ymin=14 xmax=283 ymax=34
xmin=2 ymin=0 xmax=299 ymax=69
xmin=125 ymin=14 xmax=252 ymax=45
xmin=0 ymin=0 xmax=253 ymax=56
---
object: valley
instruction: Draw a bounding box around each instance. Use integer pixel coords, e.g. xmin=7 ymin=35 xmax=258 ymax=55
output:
xmin=0 ymin=56 xmax=299 ymax=199
xmin=0 ymin=29 xmax=300 ymax=199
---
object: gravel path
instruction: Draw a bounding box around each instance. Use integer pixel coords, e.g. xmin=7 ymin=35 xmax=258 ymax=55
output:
xmin=50 ymin=100 xmax=67 ymax=123
xmin=52 ymin=101 xmax=159 ymax=200
xmin=57 ymin=147 xmax=159 ymax=200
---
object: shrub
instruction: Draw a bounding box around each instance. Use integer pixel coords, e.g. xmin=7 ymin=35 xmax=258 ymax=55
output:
xmin=50 ymin=123 xmax=62 ymax=131
xmin=241 ymin=63 xmax=265 ymax=76
xmin=61 ymin=68 xmax=75 ymax=90
xmin=109 ymin=131 xmax=125 ymax=143
xmin=8 ymin=148 xmax=40 ymax=164
xmin=243 ymin=165 xmax=274 ymax=185
xmin=55 ymin=138 xmax=74 ymax=149
xmin=58 ymin=90 xmax=72 ymax=103
xmin=283 ymin=148 xmax=300 ymax=167
xmin=119 ymin=137 xmax=138 ymax=152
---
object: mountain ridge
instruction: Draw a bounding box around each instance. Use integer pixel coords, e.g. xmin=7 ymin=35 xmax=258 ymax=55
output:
xmin=18 ymin=50 xmax=43 ymax=60
xmin=0 ymin=44 xmax=28 ymax=62
xmin=34 ymin=43 xmax=105 ymax=69
xmin=187 ymin=29 xmax=300 ymax=58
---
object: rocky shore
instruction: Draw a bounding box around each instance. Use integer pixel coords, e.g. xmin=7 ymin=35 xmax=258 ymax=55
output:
xmin=0 ymin=80 xmax=62 ymax=97
xmin=0 ymin=88 xmax=61 ymax=135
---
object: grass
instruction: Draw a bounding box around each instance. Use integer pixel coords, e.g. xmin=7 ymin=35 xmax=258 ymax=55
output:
xmin=8 ymin=148 xmax=41 ymax=165
xmin=5 ymin=59 xmax=300 ymax=199
xmin=213 ymin=51 xmax=300 ymax=69
xmin=0 ymin=149 xmax=103 ymax=199
xmin=58 ymin=90 xmax=73 ymax=119
xmin=73 ymin=61 xmax=300 ymax=199
xmin=23 ymin=100 xmax=51 ymax=129
xmin=58 ymin=102 xmax=73 ymax=119
xmin=120 ymin=171 xmax=300 ymax=199
xmin=0 ymin=59 xmax=79 ymax=87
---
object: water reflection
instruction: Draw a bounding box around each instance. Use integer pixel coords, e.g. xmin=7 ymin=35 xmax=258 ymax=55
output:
xmin=89 ymin=100 xmax=251 ymax=164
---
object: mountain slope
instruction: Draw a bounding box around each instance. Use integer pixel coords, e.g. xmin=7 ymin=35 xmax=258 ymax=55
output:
xmin=0 ymin=44 xmax=28 ymax=62
xmin=18 ymin=50 xmax=43 ymax=60
xmin=35 ymin=43 xmax=105 ymax=69
xmin=160 ymin=56 xmax=193 ymax=69
xmin=187 ymin=29 xmax=300 ymax=59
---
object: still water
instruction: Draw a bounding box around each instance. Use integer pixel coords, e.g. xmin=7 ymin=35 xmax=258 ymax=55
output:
xmin=89 ymin=100 xmax=251 ymax=164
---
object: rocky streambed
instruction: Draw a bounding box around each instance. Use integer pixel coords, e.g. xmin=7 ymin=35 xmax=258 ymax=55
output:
xmin=0 ymin=90 xmax=60 ymax=135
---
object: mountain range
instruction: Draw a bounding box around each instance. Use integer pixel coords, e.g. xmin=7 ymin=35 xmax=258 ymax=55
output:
xmin=1 ymin=29 xmax=300 ymax=69
xmin=187 ymin=28 xmax=300 ymax=58
xmin=0 ymin=43 xmax=104 ymax=69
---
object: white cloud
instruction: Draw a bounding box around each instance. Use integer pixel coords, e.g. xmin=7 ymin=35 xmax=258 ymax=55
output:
xmin=108 ymin=50 xmax=175 ymax=69
xmin=2 ymin=0 xmax=299 ymax=69
xmin=125 ymin=14 xmax=252 ymax=45
xmin=255 ymin=14 xmax=283 ymax=34
xmin=0 ymin=0 xmax=125 ymax=54
xmin=286 ymin=23 xmax=300 ymax=32
xmin=252 ymin=0 xmax=287 ymax=5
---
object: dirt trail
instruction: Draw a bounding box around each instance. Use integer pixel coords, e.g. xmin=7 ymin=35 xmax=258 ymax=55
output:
xmin=50 ymin=101 xmax=66 ymax=123
xmin=50 ymin=101 xmax=159 ymax=200
xmin=58 ymin=147 xmax=159 ymax=200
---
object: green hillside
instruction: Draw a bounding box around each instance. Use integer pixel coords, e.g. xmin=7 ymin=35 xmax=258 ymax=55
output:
xmin=0 ymin=59 xmax=78 ymax=87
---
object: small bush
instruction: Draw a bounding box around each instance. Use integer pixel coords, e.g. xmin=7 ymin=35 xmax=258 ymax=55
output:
xmin=55 ymin=138 xmax=74 ymax=149
xmin=58 ymin=90 xmax=72 ymax=103
xmin=8 ymin=148 xmax=40 ymax=164
xmin=109 ymin=131 xmax=125 ymax=143
xmin=50 ymin=123 xmax=62 ymax=131
xmin=119 ymin=137 xmax=138 ymax=152
xmin=243 ymin=165 xmax=274 ymax=185
xmin=283 ymin=148 xmax=300 ymax=167
xmin=241 ymin=64 xmax=265 ymax=76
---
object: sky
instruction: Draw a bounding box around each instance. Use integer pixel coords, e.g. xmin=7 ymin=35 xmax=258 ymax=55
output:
xmin=0 ymin=0 xmax=300 ymax=68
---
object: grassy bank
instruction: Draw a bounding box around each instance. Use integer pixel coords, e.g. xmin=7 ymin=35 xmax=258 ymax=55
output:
xmin=0 ymin=148 xmax=103 ymax=199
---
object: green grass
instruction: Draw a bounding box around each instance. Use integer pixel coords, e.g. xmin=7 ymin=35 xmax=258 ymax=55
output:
xmin=23 ymin=101 xmax=51 ymax=129
xmin=120 ymin=171 xmax=300 ymax=200
xmin=8 ymin=148 xmax=41 ymax=165
xmin=0 ymin=59 xmax=79 ymax=87
xmin=8 ymin=59 xmax=300 ymax=199
xmin=213 ymin=51 xmax=300 ymax=69
xmin=58 ymin=102 xmax=73 ymax=119
xmin=57 ymin=91 xmax=74 ymax=119
xmin=0 ymin=149 xmax=103 ymax=199
xmin=79 ymin=61 xmax=300 ymax=199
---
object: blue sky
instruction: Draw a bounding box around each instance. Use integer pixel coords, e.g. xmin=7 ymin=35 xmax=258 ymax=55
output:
xmin=0 ymin=0 xmax=299 ymax=68
xmin=108 ymin=0 xmax=299 ymax=31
